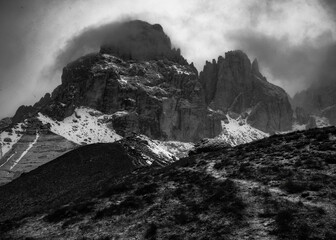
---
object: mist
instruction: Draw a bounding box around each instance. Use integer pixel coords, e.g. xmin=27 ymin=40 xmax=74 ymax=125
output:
xmin=0 ymin=0 xmax=335 ymax=119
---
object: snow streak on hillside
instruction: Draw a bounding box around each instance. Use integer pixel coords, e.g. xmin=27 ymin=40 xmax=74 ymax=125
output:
xmin=0 ymin=123 xmax=25 ymax=157
xmin=217 ymin=115 xmax=269 ymax=146
xmin=38 ymin=107 xmax=122 ymax=145
xmin=10 ymin=132 xmax=39 ymax=170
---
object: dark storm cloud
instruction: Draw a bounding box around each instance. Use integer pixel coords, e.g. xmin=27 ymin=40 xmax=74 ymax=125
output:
xmin=48 ymin=20 xmax=157 ymax=74
xmin=321 ymin=0 xmax=336 ymax=21
xmin=43 ymin=23 xmax=112 ymax=81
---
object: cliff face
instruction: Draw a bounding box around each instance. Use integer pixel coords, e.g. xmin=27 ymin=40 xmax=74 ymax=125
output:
xmin=293 ymin=83 xmax=336 ymax=125
xmin=39 ymin=53 xmax=220 ymax=142
xmin=200 ymin=50 xmax=293 ymax=133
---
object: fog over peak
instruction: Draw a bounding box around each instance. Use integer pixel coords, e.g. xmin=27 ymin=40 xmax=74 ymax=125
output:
xmin=0 ymin=0 xmax=335 ymax=119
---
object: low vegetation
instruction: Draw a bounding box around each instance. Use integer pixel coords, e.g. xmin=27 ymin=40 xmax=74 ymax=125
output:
xmin=1 ymin=126 xmax=336 ymax=239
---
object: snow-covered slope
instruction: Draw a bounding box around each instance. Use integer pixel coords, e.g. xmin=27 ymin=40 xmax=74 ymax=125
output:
xmin=216 ymin=114 xmax=269 ymax=146
xmin=135 ymin=135 xmax=193 ymax=164
xmin=37 ymin=107 xmax=122 ymax=145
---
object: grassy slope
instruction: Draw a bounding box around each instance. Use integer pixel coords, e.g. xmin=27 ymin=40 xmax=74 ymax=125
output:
xmin=1 ymin=127 xmax=336 ymax=239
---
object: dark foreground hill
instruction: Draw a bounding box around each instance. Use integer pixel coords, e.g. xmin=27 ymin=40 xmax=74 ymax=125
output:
xmin=1 ymin=127 xmax=336 ymax=239
xmin=0 ymin=143 xmax=139 ymax=223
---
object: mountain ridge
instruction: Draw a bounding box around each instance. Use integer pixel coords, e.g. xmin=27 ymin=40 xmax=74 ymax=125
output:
xmin=0 ymin=20 xmax=314 ymax=186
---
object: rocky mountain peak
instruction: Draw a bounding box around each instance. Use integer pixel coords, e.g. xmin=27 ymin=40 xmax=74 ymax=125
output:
xmin=99 ymin=20 xmax=187 ymax=64
xmin=200 ymin=50 xmax=293 ymax=133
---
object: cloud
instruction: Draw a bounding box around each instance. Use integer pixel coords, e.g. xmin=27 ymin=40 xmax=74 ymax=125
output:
xmin=0 ymin=0 xmax=335 ymax=119
xmin=228 ymin=29 xmax=335 ymax=95
xmin=320 ymin=0 xmax=336 ymax=21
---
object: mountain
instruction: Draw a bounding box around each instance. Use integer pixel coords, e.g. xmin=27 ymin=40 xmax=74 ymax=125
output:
xmin=0 ymin=19 xmax=336 ymax=239
xmin=200 ymin=51 xmax=293 ymax=133
xmin=100 ymin=20 xmax=187 ymax=65
xmin=1 ymin=20 xmax=294 ymax=185
xmin=292 ymin=43 xmax=336 ymax=128
xmin=1 ymin=126 xmax=335 ymax=239
xmin=293 ymin=82 xmax=336 ymax=127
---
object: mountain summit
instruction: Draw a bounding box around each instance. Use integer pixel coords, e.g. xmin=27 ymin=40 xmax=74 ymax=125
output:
xmin=100 ymin=20 xmax=187 ymax=64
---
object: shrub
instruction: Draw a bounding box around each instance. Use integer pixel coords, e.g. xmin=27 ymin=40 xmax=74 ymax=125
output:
xmin=134 ymin=183 xmax=158 ymax=196
xmin=95 ymin=196 xmax=142 ymax=219
xmin=275 ymin=208 xmax=295 ymax=232
xmin=0 ymin=220 xmax=19 ymax=233
xmin=297 ymin=223 xmax=312 ymax=240
xmin=282 ymin=179 xmax=307 ymax=194
xmin=44 ymin=201 xmax=95 ymax=223
xmin=325 ymin=154 xmax=336 ymax=164
xmin=100 ymin=182 xmax=133 ymax=198
xmin=144 ymin=223 xmax=157 ymax=240
xmin=204 ymin=179 xmax=245 ymax=219
xmin=173 ymin=208 xmax=196 ymax=225
xmin=61 ymin=216 xmax=82 ymax=228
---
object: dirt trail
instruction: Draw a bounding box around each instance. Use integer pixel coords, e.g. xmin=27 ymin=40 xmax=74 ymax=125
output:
xmin=205 ymin=162 xmax=336 ymax=239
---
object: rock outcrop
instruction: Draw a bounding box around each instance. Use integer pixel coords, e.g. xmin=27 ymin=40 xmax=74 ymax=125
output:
xmin=200 ymin=50 xmax=293 ymax=133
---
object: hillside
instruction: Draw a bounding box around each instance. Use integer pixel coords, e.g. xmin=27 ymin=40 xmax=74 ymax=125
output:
xmin=1 ymin=126 xmax=335 ymax=239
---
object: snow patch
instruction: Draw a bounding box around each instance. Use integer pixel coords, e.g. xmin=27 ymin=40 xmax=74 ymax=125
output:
xmin=292 ymin=122 xmax=306 ymax=131
xmin=37 ymin=107 xmax=122 ymax=145
xmin=118 ymin=76 xmax=128 ymax=85
xmin=172 ymin=65 xmax=193 ymax=75
xmin=137 ymin=135 xmax=193 ymax=163
xmin=216 ymin=115 xmax=268 ymax=146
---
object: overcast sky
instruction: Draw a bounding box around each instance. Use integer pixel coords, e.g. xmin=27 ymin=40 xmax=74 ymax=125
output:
xmin=0 ymin=0 xmax=335 ymax=119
